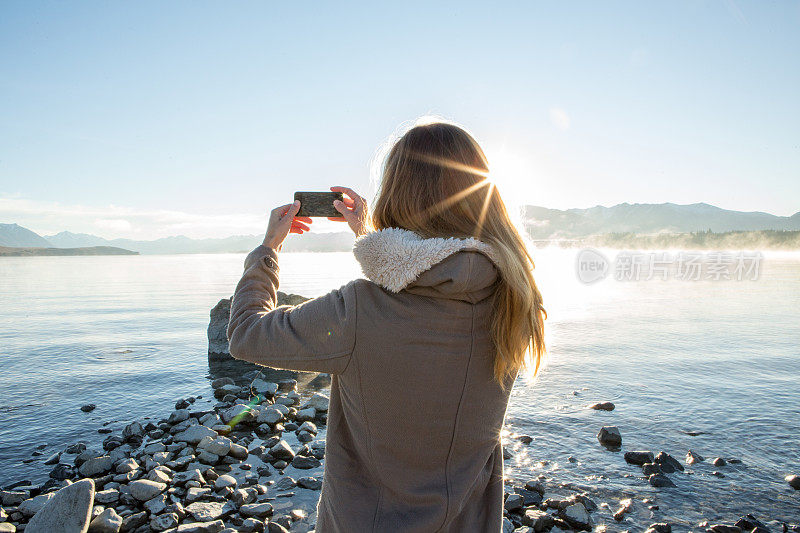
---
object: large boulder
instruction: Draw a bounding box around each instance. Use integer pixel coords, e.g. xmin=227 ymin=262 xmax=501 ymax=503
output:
xmin=208 ymin=293 xmax=309 ymax=359
xmin=26 ymin=478 xmax=95 ymax=533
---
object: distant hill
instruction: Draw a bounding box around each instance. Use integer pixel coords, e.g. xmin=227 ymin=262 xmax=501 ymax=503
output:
xmin=44 ymin=230 xmax=356 ymax=254
xmin=523 ymin=202 xmax=800 ymax=238
xmin=4 ymin=202 xmax=799 ymax=254
xmin=0 ymin=223 xmax=53 ymax=247
xmin=0 ymin=245 xmax=138 ymax=257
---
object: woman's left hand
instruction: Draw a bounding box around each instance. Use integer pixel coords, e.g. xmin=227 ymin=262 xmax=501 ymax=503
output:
xmin=263 ymin=200 xmax=312 ymax=251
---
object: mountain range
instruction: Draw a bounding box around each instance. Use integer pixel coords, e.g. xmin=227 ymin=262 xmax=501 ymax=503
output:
xmin=2 ymin=202 xmax=799 ymax=253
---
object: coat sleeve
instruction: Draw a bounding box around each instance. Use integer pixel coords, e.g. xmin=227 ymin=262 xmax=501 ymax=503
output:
xmin=226 ymin=245 xmax=358 ymax=373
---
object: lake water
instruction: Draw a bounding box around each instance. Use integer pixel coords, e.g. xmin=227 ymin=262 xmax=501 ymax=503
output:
xmin=1 ymin=248 xmax=798 ymax=529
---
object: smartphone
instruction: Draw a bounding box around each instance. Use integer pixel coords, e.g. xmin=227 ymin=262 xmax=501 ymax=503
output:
xmin=294 ymin=191 xmax=344 ymax=217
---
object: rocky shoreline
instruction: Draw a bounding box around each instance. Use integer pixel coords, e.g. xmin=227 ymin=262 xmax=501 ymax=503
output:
xmin=2 ymin=372 xmax=798 ymax=533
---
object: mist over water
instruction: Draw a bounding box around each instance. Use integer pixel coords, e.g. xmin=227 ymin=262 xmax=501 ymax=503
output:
xmin=0 ymin=250 xmax=798 ymax=528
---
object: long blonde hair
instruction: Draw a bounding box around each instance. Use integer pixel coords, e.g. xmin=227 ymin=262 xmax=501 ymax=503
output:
xmin=371 ymin=120 xmax=546 ymax=386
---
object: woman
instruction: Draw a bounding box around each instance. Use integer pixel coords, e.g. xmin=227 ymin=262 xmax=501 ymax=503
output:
xmin=227 ymin=120 xmax=546 ymax=532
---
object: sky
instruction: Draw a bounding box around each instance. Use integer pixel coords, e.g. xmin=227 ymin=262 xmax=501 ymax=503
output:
xmin=1 ymin=1 xmax=798 ymax=239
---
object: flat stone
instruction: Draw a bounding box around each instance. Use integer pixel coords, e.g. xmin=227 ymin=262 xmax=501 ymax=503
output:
xmin=115 ymin=458 xmax=138 ymax=474
xmin=143 ymin=493 xmax=168 ymax=514
xmin=94 ymin=489 xmax=120 ymax=504
xmin=522 ymin=508 xmax=555 ymax=531
xmin=87 ymin=507 xmax=123 ymax=533
xmin=257 ymin=407 xmax=283 ymax=425
xmin=176 ymin=520 xmax=226 ymax=533
xmin=174 ymin=425 xmax=217 ymax=444
xmin=26 ymin=478 xmax=94 ymax=533
xmin=128 ymin=479 xmax=166 ymax=501
xmin=291 ymin=455 xmax=321 ymax=469
xmin=150 ymin=512 xmax=179 ymax=531
xmin=296 ymin=477 xmax=322 ymax=490
xmin=185 ymin=501 xmax=227 ymax=522
xmin=18 ymin=492 xmax=55 ymax=517
xmin=295 ymin=407 xmax=316 ymax=421
xmin=624 ymin=450 xmax=654 ymax=465
xmin=239 ymin=502 xmax=274 ymax=517
xmin=120 ymin=511 xmax=147 ymax=531
xmin=1 ymin=489 xmax=29 ymax=506
xmin=197 ymin=436 xmax=232 ymax=457
xmin=79 ymin=455 xmax=114 ymax=477
xmin=251 ymin=379 xmax=279 ymax=396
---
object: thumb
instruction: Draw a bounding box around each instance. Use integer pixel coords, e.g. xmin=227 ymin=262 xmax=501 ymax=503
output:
xmin=286 ymin=200 xmax=301 ymax=219
xmin=333 ymin=200 xmax=351 ymax=220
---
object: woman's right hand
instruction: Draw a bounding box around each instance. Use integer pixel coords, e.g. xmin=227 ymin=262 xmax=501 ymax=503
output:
xmin=328 ymin=186 xmax=370 ymax=237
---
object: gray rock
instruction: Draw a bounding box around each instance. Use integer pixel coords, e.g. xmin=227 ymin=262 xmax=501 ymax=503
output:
xmin=0 ymin=523 xmax=15 ymax=532
xmin=168 ymin=409 xmax=190 ymax=424
xmin=197 ymin=436 xmax=232 ymax=457
xmin=302 ymin=392 xmax=329 ymax=412
xmin=251 ymin=379 xmax=279 ymax=396
xmin=708 ymin=525 xmax=741 ymax=533
xmin=120 ymin=511 xmax=147 ymax=531
xmin=641 ymin=462 xmax=663 ymax=476
xmin=26 ymin=478 xmax=94 ymax=533
xmin=712 ymin=457 xmax=726 ymax=467
xmin=308 ymin=373 xmax=332 ymax=388
xmin=122 ymin=422 xmax=144 ymax=439
xmin=81 ymin=404 xmax=96 ymax=412
xmin=44 ymin=452 xmax=61 ymax=465
xmin=295 ymin=407 xmax=316 ymax=421
xmin=143 ymin=493 xmax=168 ymax=514
xmin=1 ymin=489 xmax=29 ymax=506
xmin=173 ymin=468 xmax=206 ymax=485
xmin=588 ymin=402 xmax=615 ymax=411
xmin=115 ymin=458 xmax=138 ymax=474
xmin=645 ymin=523 xmax=672 ymax=533
xmin=94 ymin=489 xmax=120 ymax=504
xmin=275 ymin=477 xmax=296 ymax=491
xmin=654 ymin=451 xmax=684 ymax=473
xmin=522 ymin=508 xmax=555 ymax=531
xmin=560 ymin=503 xmax=591 ymax=531
xmin=686 ymin=449 xmax=704 ymax=464
xmin=18 ymin=492 xmax=56 ymax=517
xmin=239 ymin=502 xmax=274 ymax=517
xmin=297 ymin=476 xmax=322 ymax=490
xmin=270 ymin=440 xmax=295 ymax=460
xmin=150 ymin=512 xmax=179 ymax=531
xmin=128 ymin=479 xmax=166 ymax=501
xmin=786 ymin=474 xmax=800 ymax=490
xmin=291 ymin=455 xmax=321 ymax=469
xmin=214 ymin=474 xmax=237 ymax=490
xmin=257 ymin=407 xmax=284 ymax=425
xmin=648 ymin=473 xmax=676 ymax=488
xmin=228 ymin=443 xmax=248 ymax=460
xmin=185 ymin=501 xmax=227 ymax=522
xmin=79 ymin=456 xmax=114 ymax=477
xmin=176 ymin=521 xmax=226 ymax=533
xmin=88 ymin=507 xmax=123 ymax=533
xmin=624 ymin=450 xmax=654 ymax=465
xmin=174 ymin=425 xmax=217 ymax=444
xmin=504 ymin=493 xmax=524 ymax=512
xmin=597 ymin=426 xmax=622 ymax=447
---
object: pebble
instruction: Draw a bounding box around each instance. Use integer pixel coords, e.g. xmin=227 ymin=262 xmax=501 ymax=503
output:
xmin=786 ymin=474 xmax=800 ymax=490
xmin=654 ymin=451 xmax=684 ymax=473
xmin=81 ymin=404 xmax=97 ymax=412
xmin=712 ymin=457 xmax=727 ymax=467
xmin=648 ymin=473 xmax=676 ymax=488
xmin=240 ymin=502 xmax=274 ymax=518
xmin=185 ymin=501 xmax=227 ymax=522
xmin=504 ymin=493 xmax=525 ymax=512
xmin=128 ymin=479 xmax=166 ymax=501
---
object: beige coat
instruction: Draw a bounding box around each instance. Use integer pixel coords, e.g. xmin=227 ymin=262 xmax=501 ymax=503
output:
xmin=227 ymin=228 xmax=514 ymax=533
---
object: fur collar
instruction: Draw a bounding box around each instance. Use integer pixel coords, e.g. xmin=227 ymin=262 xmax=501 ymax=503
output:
xmin=353 ymin=227 xmax=499 ymax=293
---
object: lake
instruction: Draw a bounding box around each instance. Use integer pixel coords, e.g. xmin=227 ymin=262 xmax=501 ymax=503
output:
xmin=0 ymin=248 xmax=798 ymax=529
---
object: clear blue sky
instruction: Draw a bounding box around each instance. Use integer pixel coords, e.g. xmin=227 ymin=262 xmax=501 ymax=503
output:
xmin=1 ymin=1 xmax=798 ymax=239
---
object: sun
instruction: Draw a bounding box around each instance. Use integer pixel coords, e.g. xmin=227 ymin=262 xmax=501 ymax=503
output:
xmin=484 ymin=144 xmax=536 ymax=213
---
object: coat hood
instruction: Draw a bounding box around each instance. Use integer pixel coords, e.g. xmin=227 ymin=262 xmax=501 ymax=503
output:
xmin=353 ymin=227 xmax=500 ymax=303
